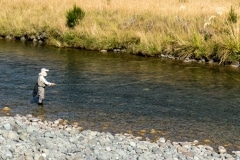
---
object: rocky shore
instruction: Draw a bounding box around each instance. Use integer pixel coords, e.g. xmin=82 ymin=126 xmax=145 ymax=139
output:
xmin=0 ymin=114 xmax=239 ymax=160
xmin=0 ymin=32 xmax=47 ymax=44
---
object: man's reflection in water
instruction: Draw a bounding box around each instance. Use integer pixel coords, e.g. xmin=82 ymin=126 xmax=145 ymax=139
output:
xmin=33 ymin=106 xmax=46 ymax=120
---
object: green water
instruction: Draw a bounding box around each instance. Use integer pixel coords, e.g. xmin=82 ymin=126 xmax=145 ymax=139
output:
xmin=0 ymin=40 xmax=239 ymax=152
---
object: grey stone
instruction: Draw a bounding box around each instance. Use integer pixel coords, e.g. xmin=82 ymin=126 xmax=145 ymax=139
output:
xmin=0 ymin=116 xmax=237 ymax=160
xmin=25 ymin=156 xmax=34 ymax=160
xmin=137 ymin=143 xmax=148 ymax=150
xmin=3 ymin=123 xmax=11 ymax=130
xmin=130 ymin=141 xmax=136 ymax=147
xmin=70 ymin=128 xmax=80 ymax=134
xmin=38 ymin=156 xmax=45 ymax=160
xmin=177 ymin=146 xmax=188 ymax=153
xmin=20 ymin=37 xmax=26 ymax=41
xmin=85 ymin=147 xmax=92 ymax=155
xmin=8 ymin=131 xmax=19 ymax=140
xmin=44 ymin=131 xmax=54 ymax=138
xmin=182 ymin=151 xmax=195 ymax=157
xmin=105 ymin=146 xmax=111 ymax=151
xmin=16 ymin=155 xmax=25 ymax=160
xmin=19 ymin=133 xmax=28 ymax=141
xmin=153 ymin=148 xmax=163 ymax=154
xmin=2 ymin=150 xmax=13 ymax=159
xmin=27 ymin=126 xmax=39 ymax=133
xmin=2 ymin=130 xmax=9 ymax=138
xmin=135 ymin=148 xmax=143 ymax=154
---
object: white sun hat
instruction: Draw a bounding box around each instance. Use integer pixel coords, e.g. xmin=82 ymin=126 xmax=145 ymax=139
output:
xmin=41 ymin=68 xmax=49 ymax=72
xmin=40 ymin=68 xmax=49 ymax=76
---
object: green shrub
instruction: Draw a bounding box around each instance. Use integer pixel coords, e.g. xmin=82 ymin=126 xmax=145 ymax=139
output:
xmin=227 ymin=6 xmax=237 ymax=23
xmin=66 ymin=4 xmax=85 ymax=28
xmin=179 ymin=0 xmax=187 ymax=3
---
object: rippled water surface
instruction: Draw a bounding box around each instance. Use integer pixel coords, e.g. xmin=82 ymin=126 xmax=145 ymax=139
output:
xmin=0 ymin=40 xmax=240 ymax=152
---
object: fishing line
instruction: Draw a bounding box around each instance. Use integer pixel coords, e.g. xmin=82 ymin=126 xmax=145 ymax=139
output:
xmin=56 ymin=83 xmax=102 ymax=86
xmin=56 ymin=81 xmax=144 ymax=90
xmin=28 ymin=68 xmax=189 ymax=96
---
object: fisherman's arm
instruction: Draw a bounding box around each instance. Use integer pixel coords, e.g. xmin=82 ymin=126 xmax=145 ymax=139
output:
xmin=40 ymin=76 xmax=56 ymax=86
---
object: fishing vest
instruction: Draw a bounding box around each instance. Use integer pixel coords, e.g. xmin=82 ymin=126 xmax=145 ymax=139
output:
xmin=38 ymin=75 xmax=45 ymax=87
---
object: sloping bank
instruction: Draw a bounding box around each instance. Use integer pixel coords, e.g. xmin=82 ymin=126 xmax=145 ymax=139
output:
xmin=0 ymin=114 xmax=239 ymax=160
xmin=1 ymin=23 xmax=240 ymax=69
xmin=1 ymin=0 xmax=240 ymax=67
xmin=0 ymin=30 xmax=239 ymax=69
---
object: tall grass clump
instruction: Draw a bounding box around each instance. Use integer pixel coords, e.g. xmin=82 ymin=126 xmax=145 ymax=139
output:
xmin=66 ymin=4 xmax=85 ymax=28
xmin=228 ymin=6 xmax=237 ymax=23
xmin=213 ymin=5 xmax=240 ymax=64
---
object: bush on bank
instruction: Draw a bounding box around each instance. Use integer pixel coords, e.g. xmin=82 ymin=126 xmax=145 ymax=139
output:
xmin=1 ymin=0 xmax=240 ymax=65
xmin=66 ymin=4 xmax=85 ymax=28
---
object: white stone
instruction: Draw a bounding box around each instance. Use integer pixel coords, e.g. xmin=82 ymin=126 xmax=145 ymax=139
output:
xmin=158 ymin=137 xmax=166 ymax=143
xmin=218 ymin=146 xmax=227 ymax=154
xmin=130 ymin=142 xmax=136 ymax=147
xmin=106 ymin=146 xmax=111 ymax=151
xmin=3 ymin=123 xmax=11 ymax=130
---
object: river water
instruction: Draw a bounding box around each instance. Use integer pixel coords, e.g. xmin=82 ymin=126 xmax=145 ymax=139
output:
xmin=0 ymin=40 xmax=239 ymax=152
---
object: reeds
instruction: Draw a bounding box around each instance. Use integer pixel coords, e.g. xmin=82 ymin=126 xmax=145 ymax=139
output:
xmin=0 ymin=0 xmax=240 ymax=63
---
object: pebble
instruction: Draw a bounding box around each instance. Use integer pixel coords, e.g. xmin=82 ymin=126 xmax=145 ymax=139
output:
xmin=219 ymin=145 xmax=227 ymax=154
xmin=0 ymin=114 xmax=239 ymax=160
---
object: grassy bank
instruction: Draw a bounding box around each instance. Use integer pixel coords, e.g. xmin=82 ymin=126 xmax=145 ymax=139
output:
xmin=1 ymin=0 xmax=240 ymax=64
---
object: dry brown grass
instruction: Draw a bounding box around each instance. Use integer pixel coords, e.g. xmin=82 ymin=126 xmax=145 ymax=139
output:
xmin=1 ymin=0 xmax=240 ymax=61
xmin=0 ymin=0 xmax=237 ymax=31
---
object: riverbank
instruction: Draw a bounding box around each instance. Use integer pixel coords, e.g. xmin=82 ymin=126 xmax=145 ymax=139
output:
xmin=0 ymin=114 xmax=239 ymax=160
xmin=1 ymin=0 xmax=240 ymax=65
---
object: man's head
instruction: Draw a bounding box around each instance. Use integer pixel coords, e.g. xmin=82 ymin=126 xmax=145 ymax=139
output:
xmin=40 ymin=68 xmax=49 ymax=77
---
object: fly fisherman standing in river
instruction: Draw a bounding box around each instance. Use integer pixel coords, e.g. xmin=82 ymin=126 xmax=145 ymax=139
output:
xmin=33 ymin=68 xmax=56 ymax=105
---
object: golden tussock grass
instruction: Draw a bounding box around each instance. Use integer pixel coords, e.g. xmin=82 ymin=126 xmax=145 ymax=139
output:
xmin=0 ymin=0 xmax=236 ymax=32
xmin=1 ymin=0 xmax=240 ymax=62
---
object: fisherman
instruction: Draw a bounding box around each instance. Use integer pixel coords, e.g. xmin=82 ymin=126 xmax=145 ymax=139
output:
xmin=34 ymin=68 xmax=56 ymax=105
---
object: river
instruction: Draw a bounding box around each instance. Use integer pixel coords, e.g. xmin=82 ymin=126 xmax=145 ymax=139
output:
xmin=0 ymin=40 xmax=239 ymax=152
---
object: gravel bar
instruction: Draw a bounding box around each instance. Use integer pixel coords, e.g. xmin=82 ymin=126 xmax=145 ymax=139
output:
xmin=0 ymin=114 xmax=239 ymax=160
